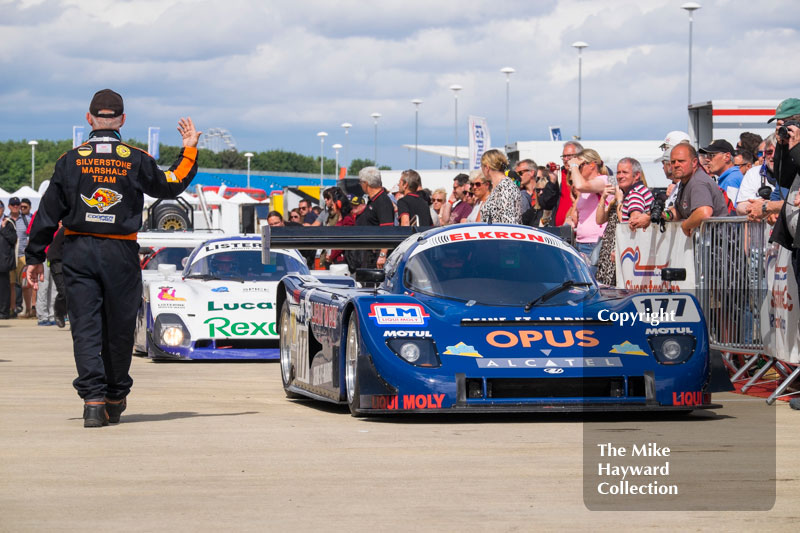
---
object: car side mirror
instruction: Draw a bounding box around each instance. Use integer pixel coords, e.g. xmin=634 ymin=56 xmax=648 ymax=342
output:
xmin=355 ymin=268 xmax=385 ymax=284
xmin=661 ymin=268 xmax=686 ymax=282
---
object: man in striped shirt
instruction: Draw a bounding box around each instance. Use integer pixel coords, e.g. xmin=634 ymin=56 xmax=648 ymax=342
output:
xmin=618 ymin=157 xmax=653 ymax=229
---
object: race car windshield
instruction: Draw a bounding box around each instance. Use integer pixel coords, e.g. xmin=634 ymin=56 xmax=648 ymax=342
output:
xmin=185 ymin=250 xmax=306 ymax=282
xmin=403 ymin=240 xmax=595 ymax=306
xmin=143 ymin=247 xmax=194 ymax=270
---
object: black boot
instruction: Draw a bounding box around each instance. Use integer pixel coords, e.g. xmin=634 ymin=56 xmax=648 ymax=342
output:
xmin=83 ymin=400 xmax=108 ymax=428
xmin=105 ymin=398 xmax=127 ymax=424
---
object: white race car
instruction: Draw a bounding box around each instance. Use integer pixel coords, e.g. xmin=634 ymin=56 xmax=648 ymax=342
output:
xmin=134 ymin=235 xmax=309 ymax=360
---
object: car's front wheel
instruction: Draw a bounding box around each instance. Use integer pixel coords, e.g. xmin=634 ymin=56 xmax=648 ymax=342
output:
xmin=345 ymin=313 xmax=365 ymax=417
xmin=279 ymin=302 xmax=302 ymax=399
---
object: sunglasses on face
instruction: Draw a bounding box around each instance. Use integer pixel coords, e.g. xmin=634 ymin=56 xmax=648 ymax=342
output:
xmin=432 ymin=198 xmax=444 ymax=203
xmin=765 ymin=149 xmax=775 ymax=156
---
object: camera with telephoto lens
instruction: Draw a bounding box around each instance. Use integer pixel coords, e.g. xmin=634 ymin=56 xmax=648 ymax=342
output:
xmin=778 ymin=120 xmax=800 ymax=141
xmin=650 ymin=191 xmax=668 ymax=232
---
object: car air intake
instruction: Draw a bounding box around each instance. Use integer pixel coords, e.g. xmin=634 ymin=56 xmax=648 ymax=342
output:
xmin=486 ymin=377 xmax=632 ymax=399
xmin=195 ymin=339 xmax=280 ymax=350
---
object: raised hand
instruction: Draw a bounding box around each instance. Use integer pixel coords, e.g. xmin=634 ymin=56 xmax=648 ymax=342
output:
xmin=177 ymin=117 xmax=202 ymax=148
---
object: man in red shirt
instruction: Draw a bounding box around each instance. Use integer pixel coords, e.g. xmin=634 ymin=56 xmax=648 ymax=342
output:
xmin=554 ymin=141 xmax=583 ymax=226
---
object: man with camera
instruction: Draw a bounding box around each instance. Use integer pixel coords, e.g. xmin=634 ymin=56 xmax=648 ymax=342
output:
xmin=767 ymin=98 xmax=800 ymax=273
xmin=665 ymin=144 xmax=729 ymax=236
xmin=736 ymin=133 xmax=782 ymax=223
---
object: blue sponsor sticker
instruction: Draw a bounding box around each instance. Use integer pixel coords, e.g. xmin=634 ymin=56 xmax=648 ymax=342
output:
xmin=368 ymin=303 xmax=429 ymax=326
xmin=211 ymin=287 xmax=229 ymax=293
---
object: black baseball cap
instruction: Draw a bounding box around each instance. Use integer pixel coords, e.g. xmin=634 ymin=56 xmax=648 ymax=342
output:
xmin=698 ymin=139 xmax=735 ymax=156
xmin=89 ymin=89 xmax=124 ymax=117
xmin=8 ymin=196 xmax=20 ymax=206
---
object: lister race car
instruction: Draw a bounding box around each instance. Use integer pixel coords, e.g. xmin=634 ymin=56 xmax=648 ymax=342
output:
xmin=273 ymin=224 xmax=722 ymax=416
xmin=134 ymin=235 xmax=309 ymax=360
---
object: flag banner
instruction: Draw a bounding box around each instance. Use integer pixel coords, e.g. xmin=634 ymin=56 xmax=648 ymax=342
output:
xmin=148 ymin=127 xmax=160 ymax=159
xmin=468 ymin=116 xmax=490 ymax=170
xmin=72 ymin=126 xmax=84 ymax=148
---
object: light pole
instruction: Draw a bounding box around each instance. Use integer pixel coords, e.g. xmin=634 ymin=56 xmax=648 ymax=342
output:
xmin=500 ymin=67 xmax=515 ymax=147
xmin=411 ymin=99 xmax=423 ymax=168
xmin=571 ymin=41 xmax=588 ymax=140
xmin=317 ymin=132 xmax=328 ymax=188
xmin=28 ymin=140 xmax=38 ymax=188
xmin=370 ymin=113 xmax=381 ymax=165
xmin=340 ymin=122 xmax=352 ymax=173
xmin=681 ymin=2 xmax=701 ymax=107
xmin=244 ymin=152 xmax=254 ymax=189
xmin=449 ymin=85 xmax=462 ymax=168
xmin=332 ymin=143 xmax=342 ymax=178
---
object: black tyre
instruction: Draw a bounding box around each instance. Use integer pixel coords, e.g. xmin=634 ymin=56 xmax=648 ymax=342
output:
xmin=152 ymin=203 xmax=190 ymax=231
xmin=345 ymin=313 xmax=366 ymax=417
xmin=279 ymin=302 xmax=302 ymax=399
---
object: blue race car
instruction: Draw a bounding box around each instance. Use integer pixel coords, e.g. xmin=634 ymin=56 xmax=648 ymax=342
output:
xmin=273 ymin=224 xmax=720 ymax=416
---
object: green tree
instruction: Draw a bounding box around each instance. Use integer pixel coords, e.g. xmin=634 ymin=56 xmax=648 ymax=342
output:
xmin=0 ymin=139 xmax=388 ymax=191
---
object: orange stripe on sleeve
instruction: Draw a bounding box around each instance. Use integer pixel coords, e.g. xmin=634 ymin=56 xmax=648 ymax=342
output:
xmin=172 ymin=147 xmax=197 ymax=182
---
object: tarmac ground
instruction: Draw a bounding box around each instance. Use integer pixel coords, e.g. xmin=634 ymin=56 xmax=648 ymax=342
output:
xmin=1 ymin=319 xmax=798 ymax=532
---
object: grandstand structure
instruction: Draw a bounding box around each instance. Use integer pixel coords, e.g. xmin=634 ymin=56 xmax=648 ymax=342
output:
xmin=198 ymin=127 xmax=237 ymax=153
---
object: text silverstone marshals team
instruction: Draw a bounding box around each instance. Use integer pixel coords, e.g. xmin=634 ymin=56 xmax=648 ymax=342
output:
xmin=26 ymin=89 xmax=201 ymax=428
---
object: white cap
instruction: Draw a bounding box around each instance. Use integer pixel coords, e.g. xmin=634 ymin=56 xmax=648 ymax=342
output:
xmin=660 ymin=131 xmax=690 ymax=150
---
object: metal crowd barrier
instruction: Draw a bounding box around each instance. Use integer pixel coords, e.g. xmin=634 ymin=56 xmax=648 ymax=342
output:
xmin=693 ymin=216 xmax=769 ymax=354
xmin=691 ymin=217 xmax=800 ymax=404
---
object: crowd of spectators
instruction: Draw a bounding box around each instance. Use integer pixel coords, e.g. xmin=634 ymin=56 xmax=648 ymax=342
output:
xmin=0 ymin=196 xmax=66 ymax=326
xmin=272 ymin=98 xmax=800 ymax=287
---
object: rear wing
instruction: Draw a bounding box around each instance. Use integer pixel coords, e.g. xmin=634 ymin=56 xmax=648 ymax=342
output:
xmin=261 ymin=225 xmax=573 ymax=262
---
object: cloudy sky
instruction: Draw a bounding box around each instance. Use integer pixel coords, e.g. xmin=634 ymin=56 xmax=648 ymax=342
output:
xmin=2 ymin=0 xmax=798 ymax=170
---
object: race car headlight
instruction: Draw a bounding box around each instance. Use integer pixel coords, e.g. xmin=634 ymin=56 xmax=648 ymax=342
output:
xmin=386 ymin=339 xmax=440 ymax=368
xmin=162 ymin=326 xmax=185 ymax=347
xmin=400 ymin=343 xmax=420 ymax=363
xmin=154 ymin=313 xmax=191 ymax=348
xmin=647 ymin=335 xmax=695 ymax=365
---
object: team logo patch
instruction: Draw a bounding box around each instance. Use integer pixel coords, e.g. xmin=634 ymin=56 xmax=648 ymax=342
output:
xmin=96 ymin=143 xmax=112 ymax=153
xmin=116 ymin=145 xmax=131 ymax=158
xmin=81 ymin=188 xmax=123 ymax=212
xmin=157 ymin=287 xmax=185 ymax=301
xmin=368 ymin=303 xmax=429 ymax=326
xmin=165 ymin=171 xmax=179 ymax=183
xmin=443 ymin=342 xmax=482 ymax=358
xmin=85 ymin=213 xmax=115 ymax=224
xmin=77 ymin=146 xmax=93 ymax=157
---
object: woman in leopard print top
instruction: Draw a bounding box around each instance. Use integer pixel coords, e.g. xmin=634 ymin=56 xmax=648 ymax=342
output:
xmin=478 ymin=149 xmax=522 ymax=224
